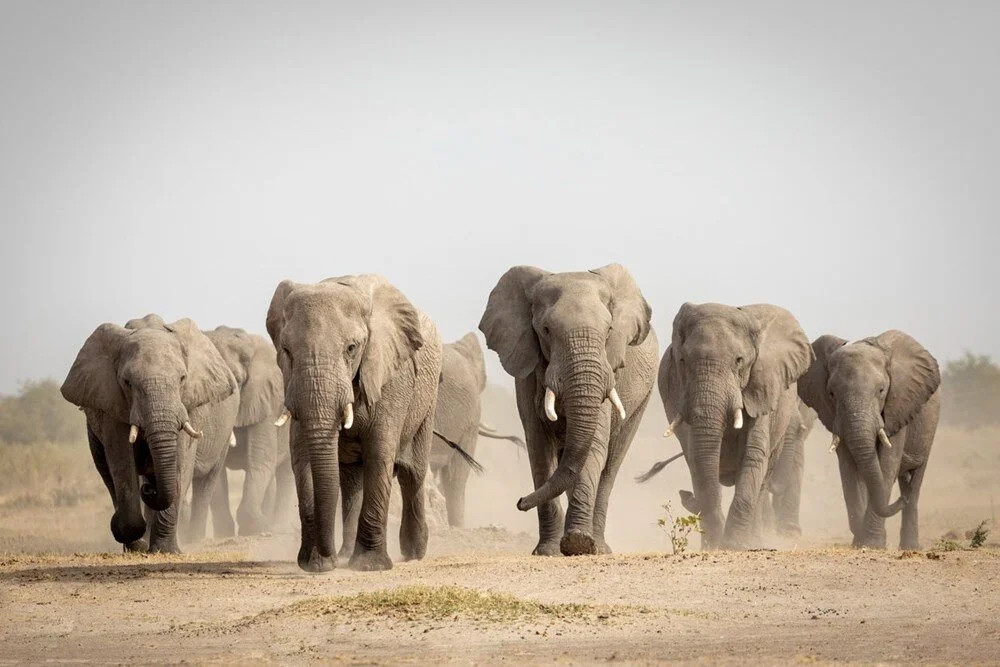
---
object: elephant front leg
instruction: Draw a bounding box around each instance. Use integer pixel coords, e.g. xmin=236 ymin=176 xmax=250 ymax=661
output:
xmin=209 ymin=467 xmax=236 ymax=538
xmin=398 ymin=415 xmax=433 ymax=561
xmin=289 ymin=425 xmax=318 ymax=570
xmin=237 ymin=422 xmax=278 ymax=536
xmin=338 ymin=463 xmax=363 ymax=563
xmin=897 ymin=464 xmax=925 ymax=550
xmin=592 ymin=398 xmax=646 ymax=555
xmin=723 ymin=420 xmax=771 ymax=550
xmin=348 ymin=444 xmax=395 ymax=571
xmin=524 ymin=431 xmax=565 ymax=556
xmin=93 ymin=422 xmax=147 ymax=549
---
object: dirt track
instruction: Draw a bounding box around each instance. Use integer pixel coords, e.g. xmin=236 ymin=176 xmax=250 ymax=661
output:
xmin=2 ymin=529 xmax=999 ymax=665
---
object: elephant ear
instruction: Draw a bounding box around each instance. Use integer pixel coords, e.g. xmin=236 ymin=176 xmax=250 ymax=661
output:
xmin=332 ymin=275 xmax=424 ymax=409
xmin=658 ymin=344 xmax=684 ymax=419
xmin=266 ymin=280 xmax=298 ymax=347
xmin=869 ymin=330 xmax=940 ymax=436
xmin=61 ymin=323 xmax=131 ymax=423
xmin=740 ymin=304 xmax=813 ymax=419
xmin=796 ymin=335 xmax=847 ymax=434
xmin=590 ymin=264 xmax=652 ymax=371
xmin=166 ymin=319 xmax=238 ymax=410
xmin=239 ymin=335 xmax=284 ymax=426
xmin=478 ymin=265 xmax=549 ymax=379
xmin=124 ymin=313 xmax=167 ymax=331
xmin=452 ymin=332 xmax=487 ymax=392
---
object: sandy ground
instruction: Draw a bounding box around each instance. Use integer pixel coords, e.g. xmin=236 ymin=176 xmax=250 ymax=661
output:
xmin=2 ymin=390 xmax=999 ymax=664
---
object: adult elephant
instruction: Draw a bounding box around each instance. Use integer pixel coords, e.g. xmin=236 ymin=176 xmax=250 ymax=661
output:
xmin=659 ymin=303 xmax=812 ymax=550
xmin=762 ymin=400 xmax=817 ymax=537
xmin=798 ymin=332 xmax=940 ymax=549
xmin=203 ymin=326 xmax=293 ymax=537
xmin=266 ymin=274 xmax=442 ymax=572
xmin=432 ymin=332 xmax=524 ymax=528
xmin=479 ymin=264 xmax=657 ymax=556
xmin=60 ymin=314 xmax=238 ymax=553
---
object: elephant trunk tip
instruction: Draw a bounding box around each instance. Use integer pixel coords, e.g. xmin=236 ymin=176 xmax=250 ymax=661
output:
xmin=876 ymin=494 xmax=908 ymax=518
xmin=516 ymin=496 xmax=535 ymax=512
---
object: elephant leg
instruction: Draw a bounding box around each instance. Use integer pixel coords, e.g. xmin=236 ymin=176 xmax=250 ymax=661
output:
xmin=592 ymin=393 xmax=649 ymax=555
xmin=272 ymin=455 xmax=295 ymax=530
xmin=772 ymin=436 xmax=805 ymax=537
xmin=183 ymin=454 xmax=225 ymax=545
xmin=723 ymin=420 xmax=771 ymax=549
xmin=93 ymin=422 xmax=147 ymax=549
xmin=262 ymin=474 xmax=277 ymax=524
xmin=898 ymin=464 xmax=925 ymax=550
xmin=439 ymin=450 xmax=472 ymax=529
xmin=289 ymin=423 xmax=318 ymax=571
xmin=398 ymin=416 xmax=432 ymax=562
xmin=348 ymin=440 xmax=395 ymax=572
xmin=210 ymin=467 xmax=236 ymax=538
xmin=523 ymin=429 xmax=565 ymax=556
xmin=562 ymin=411 xmax=611 ymax=556
xmin=237 ymin=422 xmax=277 ymax=536
xmin=856 ymin=449 xmax=900 ymax=549
xmin=338 ymin=463 xmax=363 ymax=562
xmin=760 ymin=491 xmax=776 ymax=535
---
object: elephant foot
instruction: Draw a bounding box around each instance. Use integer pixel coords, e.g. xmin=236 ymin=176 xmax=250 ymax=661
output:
xmin=852 ymin=535 xmax=887 ymax=549
xmin=337 ymin=541 xmax=356 ymax=566
xmin=148 ymin=539 xmax=181 ymax=554
xmin=595 ymin=538 xmax=613 ymax=555
xmin=679 ymin=490 xmax=700 ymax=515
xmin=237 ymin=511 xmax=267 ymax=537
xmin=298 ymin=547 xmax=336 ymax=573
xmin=776 ymin=524 xmax=802 ymax=538
xmin=560 ymin=530 xmax=598 ymax=556
xmin=349 ymin=548 xmax=393 ymax=572
xmin=400 ymin=522 xmax=428 ymax=562
xmin=214 ymin=522 xmax=236 ymax=539
xmin=123 ymin=538 xmax=148 ymax=553
xmin=532 ymin=539 xmax=562 ymax=556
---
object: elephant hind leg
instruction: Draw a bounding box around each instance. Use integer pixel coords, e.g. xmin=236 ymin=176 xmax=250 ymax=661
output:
xmin=338 ymin=463 xmax=363 ymax=562
xmin=440 ymin=451 xmax=472 ymax=528
xmin=210 ymin=468 xmax=236 ymax=538
xmin=397 ymin=416 xmax=431 ymax=562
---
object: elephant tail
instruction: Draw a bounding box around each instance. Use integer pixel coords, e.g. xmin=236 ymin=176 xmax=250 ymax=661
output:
xmin=433 ymin=430 xmax=485 ymax=474
xmin=477 ymin=423 xmax=526 ymax=449
xmin=634 ymin=451 xmax=685 ymax=483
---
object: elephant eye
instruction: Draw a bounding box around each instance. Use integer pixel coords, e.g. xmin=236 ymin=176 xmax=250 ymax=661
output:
xmin=346 ymin=342 xmax=358 ymax=355
xmin=735 ymin=356 xmax=744 ymax=367
xmin=543 ymin=326 xmax=550 ymax=336
xmin=282 ymin=347 xmax=292 ymax=361
xmin=180 ymin=374 xmax=187 ymax=383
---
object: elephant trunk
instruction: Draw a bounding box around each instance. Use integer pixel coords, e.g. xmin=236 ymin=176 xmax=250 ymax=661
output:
xmin=517 ymin=330 xmax=606 ymax=511
xmin=843 ymin=413 xmax=905 ymax=518
xmin=142 ymin=419 xmax=179 ymax=512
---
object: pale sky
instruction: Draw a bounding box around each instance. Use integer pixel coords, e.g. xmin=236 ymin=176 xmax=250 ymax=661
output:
xmin=1 ymin=1 xmax=997 ymax=393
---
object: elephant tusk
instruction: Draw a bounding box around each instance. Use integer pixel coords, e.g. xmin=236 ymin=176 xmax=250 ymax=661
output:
xmin=181 ymin=421 xmax=203 ymax=439
xmin=274 ymin=409 xmax=290 ymax=427
xmin=544 ymin=387 xmax=558 ymax=422
xmin=829 ymin=434 xmax=840 ymax=453
xmin=878 ymin=428 xmax=893 ymax=449
xmin=128 ymin=424 xmax=139 ymax=444
xmin=663 ymin=414 xmax=683 ymax=438
xmin=342 ymin=403 xmax=354 ymax=430
xmin=229 ymin=431 xmax=237 ymax=446
xmin=480 ymin=422 xmax=496 ymax=432
xmin=733 ymin=408 xmax=744 ymax=430
xmin=608 ymin=388 xmax=626 ymax=420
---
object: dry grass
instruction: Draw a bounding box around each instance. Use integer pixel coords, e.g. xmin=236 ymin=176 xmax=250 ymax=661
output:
xmin=0 ymin=441 xmax=102 ymax=510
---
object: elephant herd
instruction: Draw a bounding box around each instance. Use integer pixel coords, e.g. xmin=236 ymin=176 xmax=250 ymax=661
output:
xmin=60 ymin=265 xmax=941 ymax=571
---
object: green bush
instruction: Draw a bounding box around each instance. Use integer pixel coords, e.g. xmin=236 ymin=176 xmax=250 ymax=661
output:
xmin=941 ymin=352 xmax=1000 ymax=429
xmin=0 ymin=379 xmax=84 ymax=445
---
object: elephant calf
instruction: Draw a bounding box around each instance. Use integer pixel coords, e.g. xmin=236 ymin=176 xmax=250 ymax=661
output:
xmin=267 ymin=274 xmax=442 ymax=572
xmin=480 ymin=263 xmax=658 ymax=556
xmin=798 ymin=331 xmax=941 ymax=549
xmin=61 ymin=314 xmax=238 ymax=553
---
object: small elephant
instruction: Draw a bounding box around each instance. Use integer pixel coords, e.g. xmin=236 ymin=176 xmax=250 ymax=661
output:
xmin=266 ymin=274 xmax=442 ymax=572
xmin=798 ymin=331 xmax=941 ymax=549
xmin=203 ymin=326 xmax=294 ymax=537
xmin=659 ymin=303 xmax=812 ymax=550
xmin=479 ymin=264 xmax=658 ymax=556
xmin=431 ymin=332 xmax=524 ymax=528
xmin=762 ymin=400 xmax=817 ymax=537
xmin=60 ymin=314 xmax=238 ymax=553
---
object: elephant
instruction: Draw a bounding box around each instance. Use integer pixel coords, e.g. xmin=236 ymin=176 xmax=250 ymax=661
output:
xmin=202 ymin=326 xmax=294 ymax=537
xmin=479 ymin=264 xmax=658 ymax=556
xmin=430 ymin=332 xmax=525 ymax=528
xmin=797 ymin=331 xmax=941 ymax=549
xmin=60 ymin=314 xmax=238 ymax=553
xmin=659 ymin=303 xmax=812 ymax=550
xmin=266 ymin=274 xmax=442 ymax=572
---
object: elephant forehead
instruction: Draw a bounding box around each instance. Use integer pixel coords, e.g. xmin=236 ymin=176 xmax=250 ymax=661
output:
xmin=287 ymin=284 xmax=367 ymax=321
xmin=831 ymin=345 xmax=886 ymax=380
xmin=533 ymin=272 xmax=610 ymax=304
xmin=121 ymin=331 xmax=184 ymax=369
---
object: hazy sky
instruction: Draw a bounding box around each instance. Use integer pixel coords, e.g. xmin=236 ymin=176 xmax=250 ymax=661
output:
xmin=1 ymin=1 xmax=997 ymax=394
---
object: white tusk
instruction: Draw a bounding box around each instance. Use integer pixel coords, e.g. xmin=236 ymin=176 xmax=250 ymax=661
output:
xmin=274 ymin=409 xmax=290 ymax=427
xmin=544 ymin=387 xmax=558 ymax=422
xmin=229 ymin=431 xmax=237 ymax=446
xmin=342 ymin=403 xmax=354 ymax=430
xmin=129 ymin=424 xmax=139 ymax=444
xmin=480 ymin=422 xmax=496 ymax=432
xmin=181 ymin=421 xmax=203 ymax=439
xmin=608 ymin=388 xmax=626 ymax=420
xmin=663 ymin=414 xmax=683 ymax=438
xmin=878 ymin=428 xmax=893 ymax=449
xmin=829 ymin=434 xmax=840 ymax=453
xmin=733 ymin=408 xmax=744 ymax=430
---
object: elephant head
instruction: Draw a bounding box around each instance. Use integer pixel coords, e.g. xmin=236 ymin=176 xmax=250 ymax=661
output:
xmin=206 ymin=326 xmax=284 ymax=427
xmin=798 ymin=331 xmax=940 ymax=517
xmin=661 ymin=303 xmax=811 ymax=536
xmin=61 ymin=314 xmax=236 ymax=511
xmin=478 ymin=264 xmax=652 ymax=511
xmin=266 ymin=275 xmax=424 ymax=559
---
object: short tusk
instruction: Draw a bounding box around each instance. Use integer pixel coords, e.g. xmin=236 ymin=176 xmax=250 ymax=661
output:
xmin=544 ymin=387 xmax=558 ymax=422
xmin=274 ymin=409 xmax=290 ymax=427
xmin=229 ymin=431 xmax=237 ymax=446
xmin=829 ymin=434 xmax=840 ymax=453
xmin=342 ymin=403 xmax=354 ymax=430
xmin=128 ymin=424 xmax=139 ymax=444
xmin=878 ymin=428 xmax=893 ymax=449
xmin=733 ymin=408 xmax=744 ymax=430
xmin=182 ymin=421 xmax=203 ymax=439
xmin=608 ymin=388 xmax=626 ymax=420
xmin=663 ymin=414 xmax=683 ymax=438
xmin=480 ymin=422 xmax=496 ymax=432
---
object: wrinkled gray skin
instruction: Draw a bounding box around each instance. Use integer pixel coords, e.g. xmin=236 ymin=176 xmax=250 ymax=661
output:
xmin=431 ymin=332 xmax=524 ymax=528
xmin=202 ymin=326 xmax=294 ymax=537
xmin=660 ymin=303 xmax=813 ymax=550
xmin=798 ymin=332 xmax=941 ymax=549
xmin=479 ymin=264 xmax=658 ymax=556
xmin=60 ymin=314 xmax=238 ymax=553
xmin=267 ymin=275 xmax=441 ymax=572
xmin=761 ymin=401 xmax=817 ymax=537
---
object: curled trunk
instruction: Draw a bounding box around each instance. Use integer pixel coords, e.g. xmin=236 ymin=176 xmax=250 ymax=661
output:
xmin=845 ymin=425 xmax=905 ymax=518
